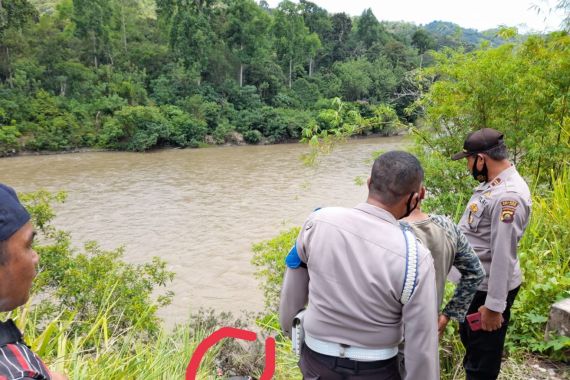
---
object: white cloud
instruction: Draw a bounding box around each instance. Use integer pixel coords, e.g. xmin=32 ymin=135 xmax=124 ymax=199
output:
xmin=264 ymin=0 xmax=566 ymax=32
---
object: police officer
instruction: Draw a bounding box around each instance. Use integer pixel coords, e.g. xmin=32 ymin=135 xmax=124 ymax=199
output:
xmin=452 ymin=128 xmax=531 ymax=380
xmin=279 ymin=151 xmax=439 ymax=380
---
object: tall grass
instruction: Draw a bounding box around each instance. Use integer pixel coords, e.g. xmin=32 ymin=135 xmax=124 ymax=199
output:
xmin=510 ymin=168 xmax=570 ymax=358
xmin=6 ymin=299 xmax=220 ymax=379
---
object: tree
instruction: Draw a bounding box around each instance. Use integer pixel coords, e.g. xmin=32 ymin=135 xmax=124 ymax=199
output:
xmin=0 ymin=0 xmax=37 ymax=37
xmin=156 ymin=0 xmax=219 ymax=84
xmin=72 ymin=0 xmax=114 ymax=68
xmin=224 ymin=0 xmax=271 ymax=87
xmin=333 ymin=58 xmax=373 ymax=101
xmin=273 ymin=0 xmax=319 ymax=88
xmin=0 ymin=0 xmax=37 ymax=83
xmin=354 ymin=8 xmax=388 ymax=51
xmin=299 ymin=0 xmax=330 ymax=74
xmin=319 ymin=12 xmax=352 ymax=66
xmin=411 ymin=29 xmax=435 ymax=54
xmin=417 ymin=33 xmax=570 ymax=188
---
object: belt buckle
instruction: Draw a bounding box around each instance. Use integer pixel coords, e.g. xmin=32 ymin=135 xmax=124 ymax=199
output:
xmin=339 ymin=343 xmax=349 ymax=358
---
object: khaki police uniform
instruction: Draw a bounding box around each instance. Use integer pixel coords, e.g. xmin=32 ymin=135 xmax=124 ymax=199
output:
xmin=279 ymin=203 xmax=439 ymax=380
xmin=459 ymin=165 xmax=531 ymax=311
xmin=458 ymin=165 xmax=531 ymax=380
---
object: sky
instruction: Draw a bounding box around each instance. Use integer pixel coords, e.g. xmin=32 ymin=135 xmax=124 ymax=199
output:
xmin=264 ymin=0 xmax=566 ymax=32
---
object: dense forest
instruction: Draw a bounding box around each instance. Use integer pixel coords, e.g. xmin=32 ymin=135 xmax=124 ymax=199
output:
xmin=0 ymin=0 xmax=518 ymax=154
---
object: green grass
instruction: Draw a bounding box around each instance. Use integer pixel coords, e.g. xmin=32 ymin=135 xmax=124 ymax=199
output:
xmin=7 ymin=301 xmax=220 ymax=379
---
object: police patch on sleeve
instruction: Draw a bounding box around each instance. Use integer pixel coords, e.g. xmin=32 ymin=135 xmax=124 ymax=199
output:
xmin=285 ymin=244 xmax=302 ymax=268
xmin=500 ymin=200 xmax=518 ymax=223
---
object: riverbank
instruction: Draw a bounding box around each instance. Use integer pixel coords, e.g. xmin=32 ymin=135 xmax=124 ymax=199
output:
xmin=0 ymin=131 xmax=403 ymax=159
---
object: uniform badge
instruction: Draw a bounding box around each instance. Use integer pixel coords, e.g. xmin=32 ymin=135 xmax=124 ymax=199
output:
xmin=501 ymin=200 xmax=519 ymax=208
xmin=469 ymin=203 xmax=478 ymax=213
xmin=499 ymin=200 xmax=518 ymax=223
xmin=468 ymin=214 xmax=474 ymax=225
xmin=500 ymin=209 xmax=515 ymax=223
xmin=483 ymin=191 xmax=492 ymax=198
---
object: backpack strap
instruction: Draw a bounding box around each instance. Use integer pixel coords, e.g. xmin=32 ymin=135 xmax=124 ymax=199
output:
xmin=399 ymin=222 xmax=419 ymax=305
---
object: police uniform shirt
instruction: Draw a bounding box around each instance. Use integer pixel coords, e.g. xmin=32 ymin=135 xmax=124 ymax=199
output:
xmin=458 ymin=165 xmax=531 ymax=313
xmin=279 ymin=203 xmax=439 ymax=380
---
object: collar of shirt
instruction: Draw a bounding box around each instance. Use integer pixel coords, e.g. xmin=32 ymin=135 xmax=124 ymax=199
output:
xmin=354 ymin=202 xmax=399 ymax=225
xmin=0 ymin=319 xmax=23 ymax=346
xmin=476 ymin=165 xmax=517 ymax=192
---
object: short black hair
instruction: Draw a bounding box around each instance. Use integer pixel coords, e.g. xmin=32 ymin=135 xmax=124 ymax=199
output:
xmin=484 ymin=143 xmax=509 ymax=161
xmin=369 ymin=151 xmax=424 ymax=205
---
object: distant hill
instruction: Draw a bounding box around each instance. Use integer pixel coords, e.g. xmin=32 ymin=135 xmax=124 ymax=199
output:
xmin=423 ymin=20 xmax=519 ymax=48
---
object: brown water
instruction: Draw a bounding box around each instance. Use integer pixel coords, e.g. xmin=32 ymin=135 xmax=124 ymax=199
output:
xmin=0 ymin=136 xmax=405 ymax=325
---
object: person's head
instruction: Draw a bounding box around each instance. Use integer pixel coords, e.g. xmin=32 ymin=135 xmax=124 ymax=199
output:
xmin=367 ymin=151 xmax=424 ymax=219
xmin=0 ymin=184 xmax=38 ymax=312
xmin=452 ymin=128 xmax=510 ymax=182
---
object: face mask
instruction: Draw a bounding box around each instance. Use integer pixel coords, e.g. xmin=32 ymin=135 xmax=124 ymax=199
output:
xmin=400 ymin=192 xmax=418 ymax=219
xmin=471 ymin=155 xmax=488 ymax=183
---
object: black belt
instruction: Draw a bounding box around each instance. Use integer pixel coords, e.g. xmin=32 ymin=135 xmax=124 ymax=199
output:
xmin=303 ymin=343 xmax=396 ymax=370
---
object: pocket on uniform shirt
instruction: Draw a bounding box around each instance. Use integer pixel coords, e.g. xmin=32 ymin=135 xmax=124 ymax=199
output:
xmin=466 ymin=201 xmax=485 ymax=232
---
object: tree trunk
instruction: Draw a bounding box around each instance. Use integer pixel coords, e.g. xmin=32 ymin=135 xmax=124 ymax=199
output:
xmin=60 ymin=79 xmax=66 ymax=96
xmin=91 ymin=32 xmax=98 ymax=68
xmin=309 ymin=57 xmax=313 ymax=77
xmin=289 ymin=58 xmax=292 ymax=89
xmin=6 ymin=46 xmax=12 ymax=88
xmin=121 ymin=3 xmax=128 ymax=53
xmin=239 ymin=63 xmax=243 ymax=87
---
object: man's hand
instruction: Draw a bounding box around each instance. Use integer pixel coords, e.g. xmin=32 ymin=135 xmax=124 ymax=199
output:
xmin=437 ymin=314 xmax=449 ymax=338
xmin=478 ymin=306 xmax=504 ymax=331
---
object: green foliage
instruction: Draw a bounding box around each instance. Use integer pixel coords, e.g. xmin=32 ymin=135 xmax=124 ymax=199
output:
xmin=300 ymin=97 xmax=403 ymax=165
xmin=508 ymin=169 xmax=570 ymax=359
xmin=9 ymin=304 xmax=246 ymax=379
xmin=332 ymin=58 xmax=373 ymax=101
xmin=0 ymin=121 xmax=21 ymax=155
xmin=251 ymin=227 xmax=299 ymax=313
xmin=417 ymin=33 xmax=570 ymax=189
xmin=243 ymin=129 xmax=262 ymax=144
xmin=0 ymin=0 xmax=38 ymax=38
xmin=2 ymin=0 xmax=525 ymax=154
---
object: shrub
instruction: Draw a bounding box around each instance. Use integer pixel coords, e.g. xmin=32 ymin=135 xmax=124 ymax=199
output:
xmin=251 ymin=228 xmax=299 ymax=313
xmin=106 ymin=106 xmax=172 ymax=151
xmin=0 ymin=122 xmax=20 ymax=155
xmin=244 ymin=130 xmax=263 ymax=144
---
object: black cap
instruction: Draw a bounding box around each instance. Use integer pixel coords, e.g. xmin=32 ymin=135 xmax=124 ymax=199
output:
xmin=0 ymin=184 xmax=30 ymax=241
xmin=451 ymin=128 xmax=505 ymax=160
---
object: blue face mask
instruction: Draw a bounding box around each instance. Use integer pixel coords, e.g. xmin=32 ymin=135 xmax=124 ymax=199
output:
xmin=471 ymin=155 xmax=488 ymax=183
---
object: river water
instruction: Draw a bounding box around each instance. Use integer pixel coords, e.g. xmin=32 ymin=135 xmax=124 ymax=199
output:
xmin=1 ymin=136 xmax=405 ymax=325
